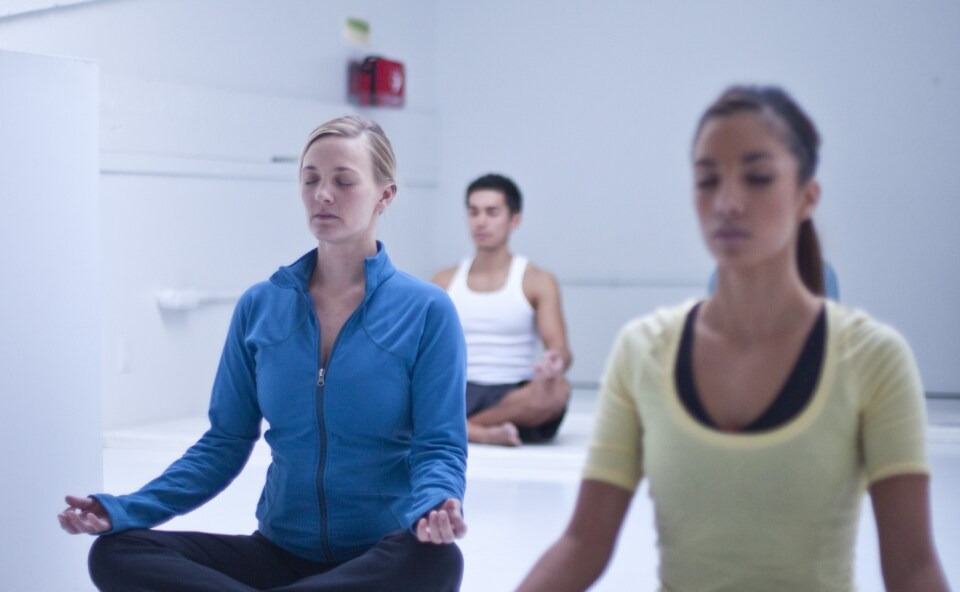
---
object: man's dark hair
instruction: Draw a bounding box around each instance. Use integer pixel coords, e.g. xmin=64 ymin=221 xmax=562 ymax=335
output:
xmin=465 ymin=174 xmax=522 ymax=214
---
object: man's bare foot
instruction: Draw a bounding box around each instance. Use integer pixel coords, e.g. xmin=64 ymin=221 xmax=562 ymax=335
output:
xmin=469 ymin=422 xmax=522 ymax=447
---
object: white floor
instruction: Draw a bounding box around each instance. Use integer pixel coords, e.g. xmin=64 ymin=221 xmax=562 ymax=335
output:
xmin=99 ymin=393 xmax=960 ymax=591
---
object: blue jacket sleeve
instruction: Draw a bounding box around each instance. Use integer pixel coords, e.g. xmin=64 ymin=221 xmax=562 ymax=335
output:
xmin=94 ymin=294 xmax=262 ymax=533
xmin=403 ymin=291 xmax=468 ymax=529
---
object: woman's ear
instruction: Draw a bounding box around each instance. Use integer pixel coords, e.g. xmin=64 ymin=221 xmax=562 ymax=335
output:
xmin=378 ymin=184 xmax=398 ymax=213
xmin=799 ymin=179 xmax=821 ymax=221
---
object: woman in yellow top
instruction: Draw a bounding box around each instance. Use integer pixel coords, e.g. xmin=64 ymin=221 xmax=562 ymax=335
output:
xmin=516 ymin=86 xmax=950 ymax=592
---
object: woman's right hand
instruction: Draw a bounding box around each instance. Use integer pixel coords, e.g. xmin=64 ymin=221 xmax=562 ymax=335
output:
xmin=58 ymin=495 xmax=112 ymax=534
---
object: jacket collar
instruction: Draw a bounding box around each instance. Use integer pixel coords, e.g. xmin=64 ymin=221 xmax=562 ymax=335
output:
xmin=271 ymin=241 xmax=396 ymax=303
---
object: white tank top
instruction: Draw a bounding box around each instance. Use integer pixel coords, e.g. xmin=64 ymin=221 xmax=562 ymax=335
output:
xmin=447 ymin=255 xmax=538 ymax=385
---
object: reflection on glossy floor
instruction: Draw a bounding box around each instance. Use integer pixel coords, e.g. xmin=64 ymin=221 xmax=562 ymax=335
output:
xmin=102 ymin=393 xmax=960 ymax=591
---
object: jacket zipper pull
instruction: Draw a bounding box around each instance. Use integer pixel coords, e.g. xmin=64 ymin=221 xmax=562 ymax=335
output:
xmin=317 ymin=367 xmax=325 ymax=386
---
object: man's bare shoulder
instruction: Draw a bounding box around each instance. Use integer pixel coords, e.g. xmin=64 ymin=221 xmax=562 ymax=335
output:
xmin=522 ymin=261 xmax=561 ymax=295
xmin=431 ymin=265 xmax=458 ymax=289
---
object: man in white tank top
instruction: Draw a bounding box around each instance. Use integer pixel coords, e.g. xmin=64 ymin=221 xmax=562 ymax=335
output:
xmin=433 ymin=174 xmax=572 ymax=446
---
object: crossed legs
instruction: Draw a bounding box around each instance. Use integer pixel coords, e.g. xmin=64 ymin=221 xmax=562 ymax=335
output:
xmin=88 ymin=528 xmax=463 ymax=592
xmin=467 ymin=375 xmax=570 ymax=446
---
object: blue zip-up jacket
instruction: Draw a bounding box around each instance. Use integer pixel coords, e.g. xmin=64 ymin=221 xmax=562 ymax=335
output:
xmin=94 ymin=243 xmax=468 ymax=563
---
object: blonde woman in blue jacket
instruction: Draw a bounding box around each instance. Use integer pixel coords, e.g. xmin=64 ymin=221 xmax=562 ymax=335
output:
xmin=516 ymin=87 xmax=950 ymax=591
xmin=59 ymin=116 xmax=469 ymax=591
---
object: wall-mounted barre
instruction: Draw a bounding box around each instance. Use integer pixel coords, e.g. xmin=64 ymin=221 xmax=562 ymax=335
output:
xmin=156 ymin=289 xmax=241 ymax=311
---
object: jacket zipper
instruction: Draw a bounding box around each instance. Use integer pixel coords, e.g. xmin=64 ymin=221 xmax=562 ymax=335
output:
xmin=306 ymin=257 xmax=373 ymax=562
xmin=313 ymin=306 xmax=361 ymax=563
xmin=315 ymin=325 xmax=333 ymax=563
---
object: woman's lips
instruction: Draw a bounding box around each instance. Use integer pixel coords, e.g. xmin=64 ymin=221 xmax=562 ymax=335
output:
xmin=714 ymin=227 xmax=749 ymax=240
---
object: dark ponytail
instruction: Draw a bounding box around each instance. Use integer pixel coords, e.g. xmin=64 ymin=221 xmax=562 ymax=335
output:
xmin=797 ymin=220 xmax=824 ymax=296
xmin=695 ymin=85 xmax=825 ymax=296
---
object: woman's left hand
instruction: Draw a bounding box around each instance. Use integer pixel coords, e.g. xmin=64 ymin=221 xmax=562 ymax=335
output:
xmin=416 ymin=498 xmax=467 ymax=544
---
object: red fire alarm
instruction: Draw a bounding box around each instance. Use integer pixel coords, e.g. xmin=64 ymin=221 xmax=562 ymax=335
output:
xmin=348 ymin=56 xmax=405 ymax=108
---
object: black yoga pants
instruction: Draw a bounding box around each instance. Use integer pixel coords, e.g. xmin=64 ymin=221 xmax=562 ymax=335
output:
xmin=88 ymin=528 xmax=463 ymax=592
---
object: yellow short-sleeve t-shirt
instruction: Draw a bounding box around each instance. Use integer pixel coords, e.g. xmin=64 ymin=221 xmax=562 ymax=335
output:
xmin=583 ymin=300 xmax=929 ymax=592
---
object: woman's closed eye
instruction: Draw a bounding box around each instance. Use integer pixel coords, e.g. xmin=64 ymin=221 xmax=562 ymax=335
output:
xmin=696 ymin=176 xmax=719 ymax=190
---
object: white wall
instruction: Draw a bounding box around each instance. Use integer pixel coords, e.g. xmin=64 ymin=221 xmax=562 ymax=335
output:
xmin=436 ymin=0 xmax=960 ymax=392
xmin=0 ymin=49 xmax=101 ymax=592
xmin=0 ymin=0 xmax=957 ymax=434
xmin=0 ymin=0 xmax=100 ymax=18
xmin=0 ymin=0 xmax=443 ymax=427
xmin=0 ymin=0 xmax=439 ymax=106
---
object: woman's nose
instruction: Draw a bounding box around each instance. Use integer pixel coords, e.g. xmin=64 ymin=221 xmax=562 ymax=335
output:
xmin=313 ymin=183 xmax=334 ymax=203
xmin=714 ymin=182 xmax=744 ymax=215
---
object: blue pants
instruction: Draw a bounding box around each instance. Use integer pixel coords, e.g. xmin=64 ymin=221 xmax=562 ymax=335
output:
xmin=88 ymin=528 xmax=463 ymax=592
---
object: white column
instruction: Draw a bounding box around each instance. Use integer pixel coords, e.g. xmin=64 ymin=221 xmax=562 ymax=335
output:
xmin=0 ymin=49 xmax=101 ymax=591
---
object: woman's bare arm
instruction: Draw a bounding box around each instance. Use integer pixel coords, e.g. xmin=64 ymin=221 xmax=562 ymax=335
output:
xmin=515 ymin=479 xmax=633 ymax=592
